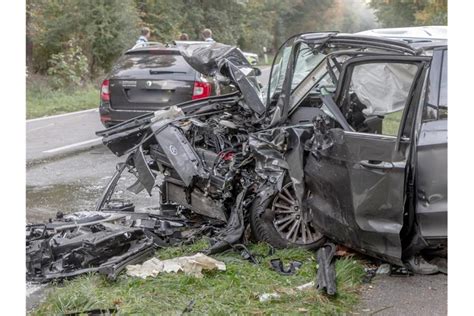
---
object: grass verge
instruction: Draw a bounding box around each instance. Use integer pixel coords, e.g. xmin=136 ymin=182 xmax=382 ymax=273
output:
xmin=32 ymin=240 xmax=365 ymax=315
xmin=26 ymin=79 xmax=99 ymax=119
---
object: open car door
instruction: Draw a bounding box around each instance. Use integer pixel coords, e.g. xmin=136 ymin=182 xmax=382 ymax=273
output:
xmin=305 ymin=55 xmax=430 ymax=264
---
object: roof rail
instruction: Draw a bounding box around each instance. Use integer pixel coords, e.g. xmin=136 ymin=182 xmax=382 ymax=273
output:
xmin=130 ymin=41 xmax=164 ymax=50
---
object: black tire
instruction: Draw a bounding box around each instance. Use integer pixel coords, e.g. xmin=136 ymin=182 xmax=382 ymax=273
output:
xmin=250 ymin=182 xmax=325 ymax=250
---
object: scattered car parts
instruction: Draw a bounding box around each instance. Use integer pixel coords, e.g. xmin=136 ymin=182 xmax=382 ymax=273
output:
xmin=26 ymin=212 xmax=155 ymax=282
xmin=269 ymin=258 xmax=302 ymax=275
xmin=315 ymin=243 xmax=337 ymax=296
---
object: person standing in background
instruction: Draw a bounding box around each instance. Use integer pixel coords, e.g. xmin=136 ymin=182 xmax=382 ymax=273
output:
xmin=179 ymin=33 xmax=189 ymax=41
xmin=136 ymin=27 xmax=151 ymax=45
xmin=201 ymin=28 xmax=214 ymax=42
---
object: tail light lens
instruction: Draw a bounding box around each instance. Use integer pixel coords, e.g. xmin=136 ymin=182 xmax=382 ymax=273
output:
xmin=101 ymin=79 xmax=110 ymax=102
xmin=192 ymin=80 xmax=212 ymax=100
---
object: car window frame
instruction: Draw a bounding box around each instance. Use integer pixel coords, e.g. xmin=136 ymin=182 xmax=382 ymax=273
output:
xmin=334 ymin=55 xmax=430 ymax=142
xmin=422 ymin=47 xmax=446 ymax=122
xmin=438 ymin=49 xmax=447 ymax=119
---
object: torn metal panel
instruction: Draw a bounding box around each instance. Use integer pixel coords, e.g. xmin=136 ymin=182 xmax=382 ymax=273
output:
xmin=284 ymin=127 xmax=312 ymax=205
xmin=164 ymin=181 xmax=227 ymax=222
xmin=133 ymin=145 xmax=156 ymax=195
xmin=226 ymin=61 xmax=265 ymax=115
xmin=178 ymin=42 xmax=241 ymax=76
xmin=179 ymin=42 xmax=264 ymax=116
xmin=315 ymin=243 xmax=337 ymax=295
xmin=152 ymin=124 xmax=207 ymax=187
xmin=249 ymin=128 xmax=289 ymax=190
xmin=269 ymin=258 xmax=302 ymax=275
xmin=207 ymin=188 xmax=248 ymax=254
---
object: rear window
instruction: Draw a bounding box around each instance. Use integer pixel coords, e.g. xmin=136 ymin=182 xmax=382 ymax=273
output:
xmin=113 ymin=51 xmax=194 ymax=73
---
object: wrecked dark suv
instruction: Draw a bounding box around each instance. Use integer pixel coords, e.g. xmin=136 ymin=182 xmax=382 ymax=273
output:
xmin=96 ymin=33 xmax=447 ymax=273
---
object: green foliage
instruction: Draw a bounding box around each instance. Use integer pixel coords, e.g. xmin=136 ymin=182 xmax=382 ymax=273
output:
xmin=30 ymin=0 xmax=140 ymax=76
xmin=47 ymin=40 xmax=89 ymax=89
xmin=27 ymin=0 xmax=446 ymax=81
xmin=370 ymin=0 xmax=447 ymax=27
xmin=32 ymin=241 xmax=365 ymax=315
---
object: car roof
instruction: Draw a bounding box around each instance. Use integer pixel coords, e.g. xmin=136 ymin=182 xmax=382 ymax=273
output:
xmin=356 ymin=26 xmax=447 ymax=40
xmin=125 ymin=46 xmax=180 ymax=55
xmin=355 ymin=26 xmax=447 ymax=50
xmin=126 ymin=41 xmax=213 ymax=55
xmin=295 ymin=30 xmax=446 ymax=55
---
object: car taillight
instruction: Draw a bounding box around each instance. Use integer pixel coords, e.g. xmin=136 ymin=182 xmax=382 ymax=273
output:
xmin=101 ymin=79 xmax=110 ymax=102
xmin=192 ymin=81 xmax=212 ymax=100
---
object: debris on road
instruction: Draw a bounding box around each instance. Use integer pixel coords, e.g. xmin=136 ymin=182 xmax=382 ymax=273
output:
xmin=258 ymin=281 xmax=315 ymax=302
xmin=269 ymin=258 xmax=302 ymax=275
xmin=362 ymin=267 xmax=377 ymax=283
xmin=63 ymin=308 xmax=118 ymax=316
xmin=126 ymin=253 xmax=226 ymax=278
xmin=181 ymin=299 xmax=196 ymax=314
xmin=376 ymin=263 xmax=391 ymax=275
xmin=26 ymin=210 xmax=222 ymax=282
xmin=315 ymin=242 xmax=337 ymax=295
xmin=26 ymin=212 xmax=155 ymax=282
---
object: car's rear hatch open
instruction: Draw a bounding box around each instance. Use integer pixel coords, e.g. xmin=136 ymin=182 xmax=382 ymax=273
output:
xmin=108 ymin=49 xmax=197 ymax=111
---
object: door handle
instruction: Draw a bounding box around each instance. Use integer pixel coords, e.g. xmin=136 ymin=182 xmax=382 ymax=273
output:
xmin=360 ymin=160 xmax=394 ymax=170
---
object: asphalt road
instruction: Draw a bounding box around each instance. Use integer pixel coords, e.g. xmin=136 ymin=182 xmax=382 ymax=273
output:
xmin=26 ymin=145 xmax=159 ymax=223
xmin=26 ymin=108 xmax=103 ymax=163
xmin=354 ymin=274 xmax=447 ymax=315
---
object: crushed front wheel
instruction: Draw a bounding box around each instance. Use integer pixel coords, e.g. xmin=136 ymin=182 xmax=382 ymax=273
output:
xmin=250 ymin=182 xmax=325 ymax=249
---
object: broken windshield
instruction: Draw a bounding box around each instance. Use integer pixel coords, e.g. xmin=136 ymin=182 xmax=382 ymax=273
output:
xmin=267 ymin=39 xmax=294 ymax=105
xmin=292 ymin=42 xmax=327 ymax=89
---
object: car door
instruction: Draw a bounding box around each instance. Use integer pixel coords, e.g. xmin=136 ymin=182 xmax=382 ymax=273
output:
xmin=305 ymin=55 xmax=430 ymax=264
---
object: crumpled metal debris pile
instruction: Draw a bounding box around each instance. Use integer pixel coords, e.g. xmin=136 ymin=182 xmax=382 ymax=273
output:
xmin=26 ymin=210 xmax=223 ymax=283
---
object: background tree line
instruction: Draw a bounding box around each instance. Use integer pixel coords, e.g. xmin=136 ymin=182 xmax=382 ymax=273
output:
xmin=26 ymin=0 xmax=446 ymax=86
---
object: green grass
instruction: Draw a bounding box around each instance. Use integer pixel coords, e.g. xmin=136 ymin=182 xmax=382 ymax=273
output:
xmin=32 ymin=240 xmax=365 ymax=315
xmin=382 ymin=110 xmax=403 ymax=136
xmin=26 ymin=79 xmax=99 ymax=119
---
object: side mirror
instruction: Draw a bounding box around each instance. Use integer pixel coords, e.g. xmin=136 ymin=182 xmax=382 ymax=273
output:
xmin=253 ymin=67 xmax=262 ymax=76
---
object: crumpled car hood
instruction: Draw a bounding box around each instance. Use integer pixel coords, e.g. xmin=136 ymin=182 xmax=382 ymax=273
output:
xmin=178 ymin=42 xmax=265 ymax=115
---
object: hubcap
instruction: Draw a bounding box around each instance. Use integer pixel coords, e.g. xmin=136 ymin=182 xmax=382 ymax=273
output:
xmin=271 ymin=183 xmax=321 ymax=245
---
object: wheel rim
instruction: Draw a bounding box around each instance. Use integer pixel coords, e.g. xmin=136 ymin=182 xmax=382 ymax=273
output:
xmin=271 ymin=183 xmax=321 ymax=245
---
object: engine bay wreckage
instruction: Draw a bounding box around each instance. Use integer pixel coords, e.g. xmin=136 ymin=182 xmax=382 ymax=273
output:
xmin=27 ymin=33 xmax=447 ymax=287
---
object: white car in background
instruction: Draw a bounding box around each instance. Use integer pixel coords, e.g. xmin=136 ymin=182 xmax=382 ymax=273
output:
xmin=356 ymin=26 xmax=447 ymax=41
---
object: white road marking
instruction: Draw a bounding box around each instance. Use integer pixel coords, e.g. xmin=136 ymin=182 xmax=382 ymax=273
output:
xmin=26 ymin=122 xmax=54 ymax=133
xmin=43 ymin=138 xmax=102 ymax=154
xmin=26 ymin=108 xmax=98 ymax=123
